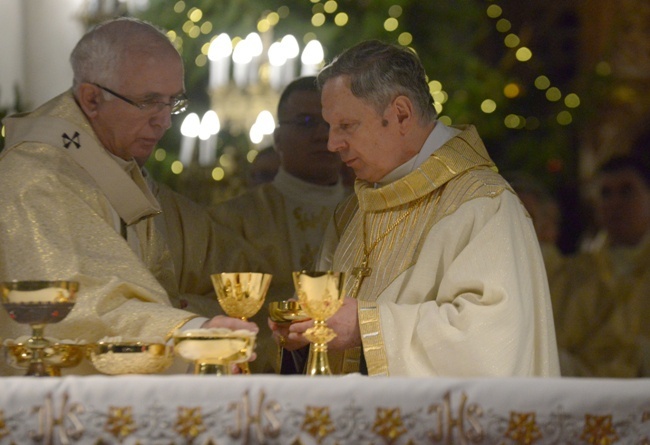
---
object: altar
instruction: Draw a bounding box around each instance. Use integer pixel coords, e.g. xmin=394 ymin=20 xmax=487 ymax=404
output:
xmin=0 ymin=374 xmax=648 ymax=444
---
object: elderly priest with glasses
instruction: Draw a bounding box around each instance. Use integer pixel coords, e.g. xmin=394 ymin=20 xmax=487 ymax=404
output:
xmin=0 ymin=18 xmax=257 ymax=375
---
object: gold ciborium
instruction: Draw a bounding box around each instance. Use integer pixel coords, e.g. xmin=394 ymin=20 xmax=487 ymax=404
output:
xmin=0 ymin=280 xmax=79 ymax=376
xmin=211 ymin=272 xmax=272 ymax=374
xmin=292 ymin=271 xmax=345 ymax=376
xmin=173 ymin=328 xmax=256 ymax=375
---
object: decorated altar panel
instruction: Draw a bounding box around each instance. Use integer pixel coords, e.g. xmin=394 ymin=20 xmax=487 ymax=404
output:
xmin=0 ymin=374 xmax=648 ymax=444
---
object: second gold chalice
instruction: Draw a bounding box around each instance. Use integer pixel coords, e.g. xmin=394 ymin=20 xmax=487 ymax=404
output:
xmin=268 ymin=300 xmax=310 ymax=371
xmin=0 ymin=280 xmax=79 ymax=377
xmin=292 ymin=271 xmax=345 ymax=376
xmin=211 ymin=272 xmax=272 ymax=374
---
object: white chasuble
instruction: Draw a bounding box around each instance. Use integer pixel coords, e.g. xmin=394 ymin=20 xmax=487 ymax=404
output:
xmin=318 ymin=125 xmax=560 ymax=377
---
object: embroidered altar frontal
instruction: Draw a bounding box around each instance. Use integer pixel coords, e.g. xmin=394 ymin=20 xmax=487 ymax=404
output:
xmin=0 ymin=375 xmax=648 ymax=444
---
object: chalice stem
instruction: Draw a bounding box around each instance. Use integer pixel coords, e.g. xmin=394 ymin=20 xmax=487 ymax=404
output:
xmin=27 ymin=324 xmax=49 ymax=377
xmin=306 ymin=342 xmax=331 ymax=376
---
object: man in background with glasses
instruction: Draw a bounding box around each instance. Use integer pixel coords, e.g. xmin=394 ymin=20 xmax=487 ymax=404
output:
xmin=210 ymin=76 xmax=350 ymax=373
xmin=0 ymin=17 xmax=258 ymax=375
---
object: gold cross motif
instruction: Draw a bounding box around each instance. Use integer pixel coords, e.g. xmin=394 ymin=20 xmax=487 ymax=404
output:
xmin=350 ymin=254 xmax=371 ymax=299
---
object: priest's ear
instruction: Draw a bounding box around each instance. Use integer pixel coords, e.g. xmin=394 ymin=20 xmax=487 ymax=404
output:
xmin=388 ymin=95 xmax=415 ymax=134
xmin=76 ymin=83 xmax=103 ymax=118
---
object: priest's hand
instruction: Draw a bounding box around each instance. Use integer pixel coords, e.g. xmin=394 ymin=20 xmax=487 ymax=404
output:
xmin=268 ymin=318 xmax=310 ymax=351
xmin=201 ymin=315 xmax=259 ymax=366
xmin=268 ymin=297 xmax=361 ymax=351
xmin=323 ymin=297 xmax=361 ymax=350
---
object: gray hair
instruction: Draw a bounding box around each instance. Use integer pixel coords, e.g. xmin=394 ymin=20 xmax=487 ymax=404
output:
xmin=70 ymin=17 xmax=176 ymax=92
xmin=317 ymin=40 xmax=437 ymax=122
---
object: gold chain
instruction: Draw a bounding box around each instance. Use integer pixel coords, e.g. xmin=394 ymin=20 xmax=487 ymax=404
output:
xmin=363 ymin=194 xmax=428 ymax=259
xmin=349 ymin=194 xmax=429 ymax=299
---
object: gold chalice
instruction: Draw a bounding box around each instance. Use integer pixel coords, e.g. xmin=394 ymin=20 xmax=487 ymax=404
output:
xmin=87 ymin=341 xmax=174 ymax=375
xmin=268 ymin=300 xmax=309 ymax=324
xmin=172 ymin=328 xmax=256 ymax=375
xmin=0 ymin=280 xmax=79 ymax=376
xmin=4 ymin=338 xmax=85 ymax=376
xmin=211 ymin=272 xmax=272 ymax=374
xmin=268 ymin=300 xmax=310 ymax=371
xmin=292 ymin=271 xmax=346 ymax=376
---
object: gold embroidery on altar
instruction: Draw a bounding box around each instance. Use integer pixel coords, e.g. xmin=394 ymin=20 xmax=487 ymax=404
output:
xmin=504 ymin=412 xmax=542 ymax=445
xmin=428 ymin=391 xmax=484 ymax=443
xmin=32 ymin=392 xmax=85 ymax=443
xmin=302 ymin=406 xmax=335 ymax=443
xmin=372 ymin=407 xmax=407 ymax=443
xmin=581 ymin=414 xmax=619 ymax=445
xmin=175 ymin=407 xmax=206 ymax=440
xmin=105 ymin=406 xmax=136 ymax=440
xmin=229 ymin=389 xmax=281 ymax=443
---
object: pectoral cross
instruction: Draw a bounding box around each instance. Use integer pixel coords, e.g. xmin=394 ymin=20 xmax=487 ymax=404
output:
xmin=350 ymin=254 xmax=372 ymax=299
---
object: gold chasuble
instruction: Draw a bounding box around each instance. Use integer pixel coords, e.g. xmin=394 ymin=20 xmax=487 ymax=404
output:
xmin=551 ymin=234 xmax=650 ymax=377
xmin=0 ymin=91 xmax=196 ymax=375
xmin=317 ymin=126 xmax=560 ymax=377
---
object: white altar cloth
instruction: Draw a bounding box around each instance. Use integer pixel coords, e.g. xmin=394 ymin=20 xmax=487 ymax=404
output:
xmin=0 ymin=374 xmax=648 ymax=444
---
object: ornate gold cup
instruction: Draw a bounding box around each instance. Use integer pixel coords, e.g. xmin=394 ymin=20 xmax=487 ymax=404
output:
xmin=211 ymin=272 xmax=272 ymax=374
xmin=292 ymin=271 xmax=345 ymax=376
xmin=0 ymin=280 xmax=79 ymax=376
xmin=268 ymin=300 xmax=310 ymax=371
xmin=172 ymin=328 xmax=256 ymax=375
xmin=4 ymin=339 xmax=85 ymax=376
xmin=268 ymin=300 xmax=309 ymax=324
xmin=87 ymin=341 xmax=174 ymax=375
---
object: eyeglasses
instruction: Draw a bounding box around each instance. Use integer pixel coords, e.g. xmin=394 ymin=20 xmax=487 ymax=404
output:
xmin=92 ymin=83 xmax=189 ymax=115
xmin=278 ymin=115 xmax=329 ymax=131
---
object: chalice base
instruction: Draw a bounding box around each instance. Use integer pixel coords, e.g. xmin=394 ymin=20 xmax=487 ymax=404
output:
xmin=194 ymin=362 xmax=231 ymax=375
xmin=304 ymin=324 xmax=337 ymax=376
xmin=26 ymin=359 xmax=49 ymax=377
xmin=305 ymin=343 xmax=332 ymax=376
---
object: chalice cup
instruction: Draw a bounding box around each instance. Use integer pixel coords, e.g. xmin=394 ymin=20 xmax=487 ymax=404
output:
xmin=211 ymin=272 xmax=272 ymax=374
xmin=292 ymin=271 xmax=345 ymax=376
xmin=173 ymin=328 xmax=257 ymax=375
xmin=268 ymin=300 xmax=309 ymax=372
xmin=0 ymin=280 xmax=79 ymax=376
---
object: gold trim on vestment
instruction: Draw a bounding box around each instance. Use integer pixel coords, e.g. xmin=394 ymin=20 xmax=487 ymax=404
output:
xmin=3 ymin=91 xmax=162 ymax=225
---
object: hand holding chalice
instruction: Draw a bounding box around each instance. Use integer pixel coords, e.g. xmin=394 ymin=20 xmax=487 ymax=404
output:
xmin=292 ymin=271 xmax=345 ymax=376
xmin=211 ymin=272 xmax=272 ymax=374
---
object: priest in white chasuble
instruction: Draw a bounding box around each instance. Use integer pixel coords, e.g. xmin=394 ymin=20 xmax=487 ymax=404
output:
xmin=270 ymin=40 xmax=560 ymax=377
xmin=0 ymin=18 xmax=256 ymax=375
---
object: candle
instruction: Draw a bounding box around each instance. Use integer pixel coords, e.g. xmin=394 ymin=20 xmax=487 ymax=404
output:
xmin=232 ymin=39 xmax=252 ymax=89
xmin=198 ymin=111 xmax=220 ymax=167
xmin=245 ymin=33 xmax=263 ymax=86
xmin=268 ymin=42 xmax=287 ymax=91
xmin=280 ymin=34 xmax=299 ymax=88
xmin=208 ymin=33 xmax=232 ymax=89
xmin=300 ymin=39 xmax=324 ymax=76
xmin=179 ymin=113 xmax=200 ymax=166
